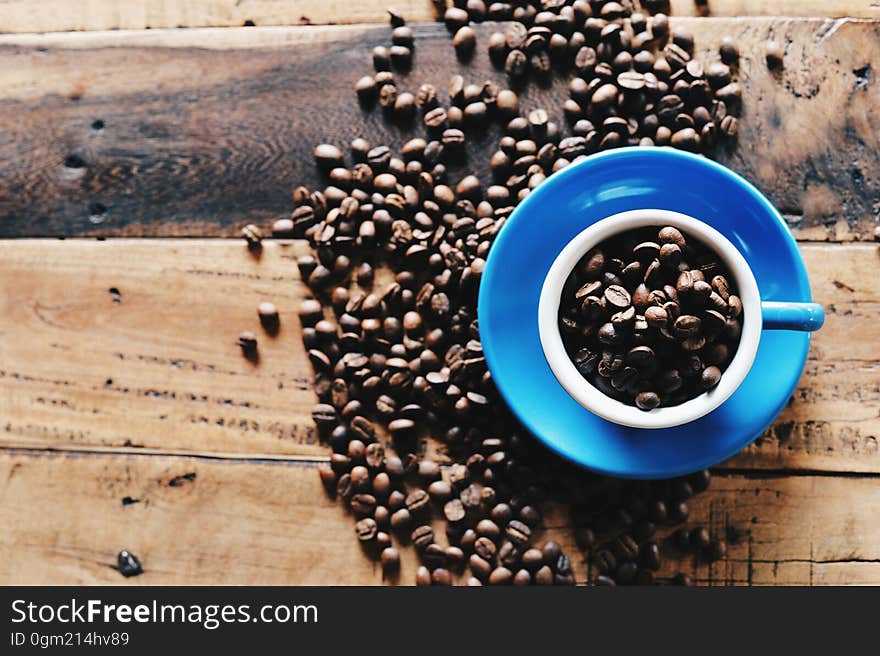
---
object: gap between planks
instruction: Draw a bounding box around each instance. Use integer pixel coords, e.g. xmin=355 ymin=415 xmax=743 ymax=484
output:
xmin=4 ymin=444 xmax=880 ymax=480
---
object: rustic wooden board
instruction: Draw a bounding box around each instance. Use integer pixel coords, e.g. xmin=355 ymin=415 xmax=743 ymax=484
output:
xmin=1 ymin=450 xmax=879 ymax=585
xmin=0 ymin=1 xmax=877 ymax=34
xmin=1 ymin=239 xmax=877 ymax=472
xmin=0 ymin=19 xmax=878 ymax=239
xmin=0 ymin=239 xmax=322 ymax=458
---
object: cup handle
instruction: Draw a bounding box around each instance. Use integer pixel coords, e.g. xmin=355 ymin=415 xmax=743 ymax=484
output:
xmin=761 ymin=301 xmax=825 ymax=331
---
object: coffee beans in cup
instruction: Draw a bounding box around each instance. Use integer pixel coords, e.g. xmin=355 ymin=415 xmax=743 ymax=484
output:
xmin=558 ymin=225 xmax=742 ymax=410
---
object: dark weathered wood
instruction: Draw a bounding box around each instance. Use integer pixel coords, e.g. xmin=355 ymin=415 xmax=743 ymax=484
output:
xmin=2 ymin=449 xmax=879 ymax=585
xmin=0 ymin=19 xmax=878 ymax=239
xmin=1 ymin=239 xmax=877 ymax=473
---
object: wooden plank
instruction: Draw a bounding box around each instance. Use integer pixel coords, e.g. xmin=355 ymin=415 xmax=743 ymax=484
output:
xmin=0 ymin=239 xmax=323 ymax=458
xmin=0 ymin=1 xmax=878 ymax=35
xmin=0 ymin=19 xmax=878 ymax=239
xmin=0 ymin=239 xmax=877 ymax=473
xmin=726 ymin=243 xmax=880 ymax=472
xmin=1 ymin=450 xmax=878 ymax=585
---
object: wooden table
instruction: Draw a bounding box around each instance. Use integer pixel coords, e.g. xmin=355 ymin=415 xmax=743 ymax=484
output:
xmin=1 ymin=1 xmax=878 ymax=585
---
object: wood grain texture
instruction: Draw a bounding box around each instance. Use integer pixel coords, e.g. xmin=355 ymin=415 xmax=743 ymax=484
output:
xmin=1 ymin=239 xmax=877 ymax=472
xmin=0 ymin=19 xmax=878 ymax=239
xmin=0 ymin=1 xmax=878 ymax=34
xmin=0 ymin=239 xmax=322 ymax=458
xmin=1 ymin=450 xmax=879 ymax=585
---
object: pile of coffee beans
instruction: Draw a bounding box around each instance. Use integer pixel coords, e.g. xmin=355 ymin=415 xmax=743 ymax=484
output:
xmin=356 ymin=1 xmax=741 ymax=160
xmin=558 ymin=225 xmax=743 ymax=410
xmin=249 ymin=4 xmax=749 ymax=585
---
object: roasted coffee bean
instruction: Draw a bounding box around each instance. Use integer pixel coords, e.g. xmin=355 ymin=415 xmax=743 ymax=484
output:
xmin=506 ymin=519 xmax=531 ymax=547
xmin=444 ymin=498 xmax=467 ymax=524
xmin=690 ymin=526 xmax=711 ymax=551
xmin=257 ymin=301 xmax=279 ymax=331
xmin=405 ymin=489 xmax=431 ymax=515
xmin=765 ymin=41 xmax=784 ymax=70
xmin=719 ymin=37 xmax=740 ymax=65
xmin=690 ymin=469 xmax=712 ymax=492
xmin=355 ymin=518 xmax=378 ymax=542
xmin=672 ymin=572 xmax=694 ymax=586
xmin=381 ymin=547 xmax=400 ymax=573
xmin=672 ymin=527 xmax=691 ymax=551
xmin=390 ymin=508 xmax=412 ymax=530
xmin=469 ymin=553 xmax=492 ymax=579
xmin=372 ymin=45 xmax=391 ymax=72
xmin=513 ymin=568 xmax=532 ymax=585
xmin=476 ymin=519 xmax=502 ymax=542
xmin=350 ymin=493 xmax=377 ymax=517
xmin=616 ymin=561 xmax=638 ymax=585
xmin=612 ymin=534 xmax=639 ymax=561
xmin=236 ymin=331 xmax=258 ymax=357
xmin=431 ymin=568 xmax=453 ymax=585
xmin=534 ymin=565 xmax=554 ymax=585
xmin=415 ymin=565 xmax=432 ymax=586
xmin=444 ymin=7 xmax=469 ymax=32
xmin=559 ymin=224 xmax=741 ymax=409
xmin=488 ymin=31 xmax=508 ymax=66
xmin=453 ymin=26 xmax=477 ymax=59
xmin=542 ymin=540 xmax=562 ymax=565
xmin=489 ymin=567 xmax=513 ymax=585
xmin=669 ymin=500 xmax=690 ymax=523
xmin=445 ymin=545 xmax=465 ymax=568
xmin=505 ymin=49 xmax=528 ymax=79
xmin=355 ymin=76 xmax=378 ymax=104
xmin=460 ymin=484 xmax=482 ymax=510
xmin=428 ymin=480 xmax=453 ymax=502
xmin=311 ymin=403 xmax=337 ymax=436
xmin=640 ymin=541 xmax=662 ymax=571
xmin=317 ymin=463 xmax=337 ymax=491
xmin=635 ymin=392 xmax=660 ymax=411
xmin=411 ymin=524 xmax=435 ymax=550
xmin=709 ymin=538 xmax=728 ymax=561
xmin=474 ymin=536 xmax=497 ymax=561
xmin=116 ymin=550 xmax=143 ymax=577
xmin=701 ymin=365 xmax=722 ymax=389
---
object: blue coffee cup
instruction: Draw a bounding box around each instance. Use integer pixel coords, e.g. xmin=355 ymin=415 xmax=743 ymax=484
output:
xmin=479 ymin=147 xmax=824 ymax=478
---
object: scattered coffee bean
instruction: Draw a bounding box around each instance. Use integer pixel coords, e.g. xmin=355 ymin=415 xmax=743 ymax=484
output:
xmin=489 ymin=566 xmax=513 ymax=585
xmin=381 ymin=547 xmax=400 ymax=574
xmin=671 ymin=572 xmax=693 ymax=586
xmin=236 ymin=331 xmax=258 ymax=357
xmin=257 ymin=301 xmax=279 ymax=332
xmin=115 ymin=550 xmax=143 ymax=577
xmin=241 ymin=223 xmax=263 ymax=249
xmin=690 ymin=526 xmax=711 ymax=551
xmin=453 ymin=26 xmax=477 ymax=59
xmin=709 ymin=538 xmax=728 ymax=560
xmin=415 ymin=565 xmax=432 ymax=586
xmin=355 ymin=518 xmax=378 ymax=542
xmin=313 ymin=143 xmax=344 ymax=171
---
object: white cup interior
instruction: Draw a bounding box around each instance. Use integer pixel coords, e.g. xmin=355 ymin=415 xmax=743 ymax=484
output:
xmin=537 ymin=209 xmax=762 ymax=429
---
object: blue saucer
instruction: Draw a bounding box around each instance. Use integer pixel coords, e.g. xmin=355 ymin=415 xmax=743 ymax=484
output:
xmin=478 ymin=147 xmax=813 ymax=479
